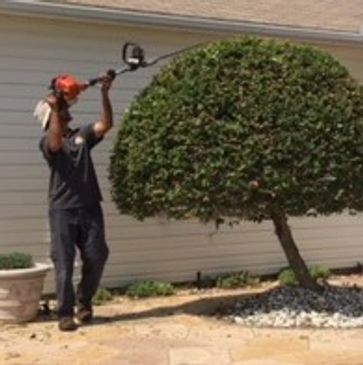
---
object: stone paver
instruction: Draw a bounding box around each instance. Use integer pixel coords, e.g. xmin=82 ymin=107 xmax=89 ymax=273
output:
xmin=169 ymin=347 xmax=228 ymax=365
xmin=230 ymin=361 xmax=299 ymax=365
xmin=2 ymin=287 xmax=363 ymax=365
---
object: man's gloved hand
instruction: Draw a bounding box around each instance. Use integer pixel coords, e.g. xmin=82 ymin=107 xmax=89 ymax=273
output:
xmin=100 ymin=70 xmax=115 ymax=94
xmin=47 ymin=91 xmax=73 ymax=111
xmin=46 ymin=93 xmax=61 ymax=111
xmin=45 ymin=93 xmax=73 ymax=124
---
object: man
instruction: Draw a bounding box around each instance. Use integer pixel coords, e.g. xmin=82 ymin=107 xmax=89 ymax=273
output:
xmin=35 ymin=73 xmax=113 ymax=331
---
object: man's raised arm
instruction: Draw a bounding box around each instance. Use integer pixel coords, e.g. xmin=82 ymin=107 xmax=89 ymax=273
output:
xmin=93 ymin=74 xmax=114 ymax=138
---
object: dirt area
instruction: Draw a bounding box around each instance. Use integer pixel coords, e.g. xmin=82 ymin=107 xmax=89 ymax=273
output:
xmin=1 ymin=275 xmax=363 ymax=365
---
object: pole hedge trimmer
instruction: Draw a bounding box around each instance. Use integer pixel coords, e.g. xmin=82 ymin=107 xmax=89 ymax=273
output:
xmin=49 ymin=42 xmax=205 ymax=103
xmin=33 ymin=41 xmax=205 ymax=129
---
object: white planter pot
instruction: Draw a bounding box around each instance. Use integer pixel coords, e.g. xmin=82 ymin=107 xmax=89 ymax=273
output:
xmin=0 ymin=263 xmax=50 ymax=323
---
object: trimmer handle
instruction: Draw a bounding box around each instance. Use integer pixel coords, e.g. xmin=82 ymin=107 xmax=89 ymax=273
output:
xmin=87 ymin=69 xmax=117 ymax=87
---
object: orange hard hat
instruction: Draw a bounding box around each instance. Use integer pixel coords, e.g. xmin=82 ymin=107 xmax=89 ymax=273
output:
xmin=54 ymin=74 xmax=86 ymax=99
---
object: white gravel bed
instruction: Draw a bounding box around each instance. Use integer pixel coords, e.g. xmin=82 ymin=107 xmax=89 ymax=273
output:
xmin=224 ymin=285 xmax=363 ymax=328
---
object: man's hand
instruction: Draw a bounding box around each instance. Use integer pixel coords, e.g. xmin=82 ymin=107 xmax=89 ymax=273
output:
xmin=100 ymin=72 xmax=114 ymax=94
xmin=46 ymin=93 xmax=60 ymax=111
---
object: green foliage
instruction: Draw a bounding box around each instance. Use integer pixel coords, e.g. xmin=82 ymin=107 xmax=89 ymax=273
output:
xmin=92 ymin=287 xmax=113 ymax=306
xmin=110 ymin=37 xmax=363 ymax=225
xmin=216 ymin=271 xmax=260 ymax=289
xmin=0 ymin=252 xmax=34 ymax=270
xmin=279 ymin=265 xmax=331 ymax=286
xmin=126 ymin=280 xmax=175 ymax=298
xmin=278 ymin=268 xmax=298 ymax=286
xmin=309 ymin=265 xmax=331 ymax=280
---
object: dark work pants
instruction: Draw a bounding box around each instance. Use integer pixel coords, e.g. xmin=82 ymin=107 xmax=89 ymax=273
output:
xmin=49 ymin=203 xmax=109 ymax=318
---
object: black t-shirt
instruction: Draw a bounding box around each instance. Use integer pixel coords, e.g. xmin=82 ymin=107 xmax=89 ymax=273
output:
xmin=39 ymin=124 xmax=103 ymax=209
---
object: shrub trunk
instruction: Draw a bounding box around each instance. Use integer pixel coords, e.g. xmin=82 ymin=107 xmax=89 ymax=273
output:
xmin=271 ymin=210 xmax=320 ymax=292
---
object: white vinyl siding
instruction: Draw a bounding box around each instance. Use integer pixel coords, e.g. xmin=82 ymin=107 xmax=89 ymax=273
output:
xmin=0 ymin=14 xmax=362 ymax=293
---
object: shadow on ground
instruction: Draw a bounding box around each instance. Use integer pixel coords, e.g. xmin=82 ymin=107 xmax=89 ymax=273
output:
xmin=37 ymin=283 xmax=363 ymax=327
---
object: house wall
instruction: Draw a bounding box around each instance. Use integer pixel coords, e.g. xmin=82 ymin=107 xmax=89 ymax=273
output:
xmin=0 ymin=15 xmax=363 ymax=292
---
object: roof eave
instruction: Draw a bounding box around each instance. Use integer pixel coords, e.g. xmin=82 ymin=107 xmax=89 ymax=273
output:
xmin=1 ymin=0 xmax=363 ymax=45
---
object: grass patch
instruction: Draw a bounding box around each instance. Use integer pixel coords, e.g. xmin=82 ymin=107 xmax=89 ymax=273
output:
xmin=92 ymin=287 xmax=113 ymax=306
xmin=126 ymin=280 xmax=175 ymax=298
xmin=215 ymin=271 xmax=260 ymax=289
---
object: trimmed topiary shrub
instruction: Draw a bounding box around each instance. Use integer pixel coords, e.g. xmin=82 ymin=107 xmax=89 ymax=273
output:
xmin=110 ymin=37 xmax=363 ymax=290
xmin=0 ymin=252 xmax=34 ymax=270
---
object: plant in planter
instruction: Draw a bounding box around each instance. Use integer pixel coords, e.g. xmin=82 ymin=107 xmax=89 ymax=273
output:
xmin=0 ymin=252 xmax=50 ymax=323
